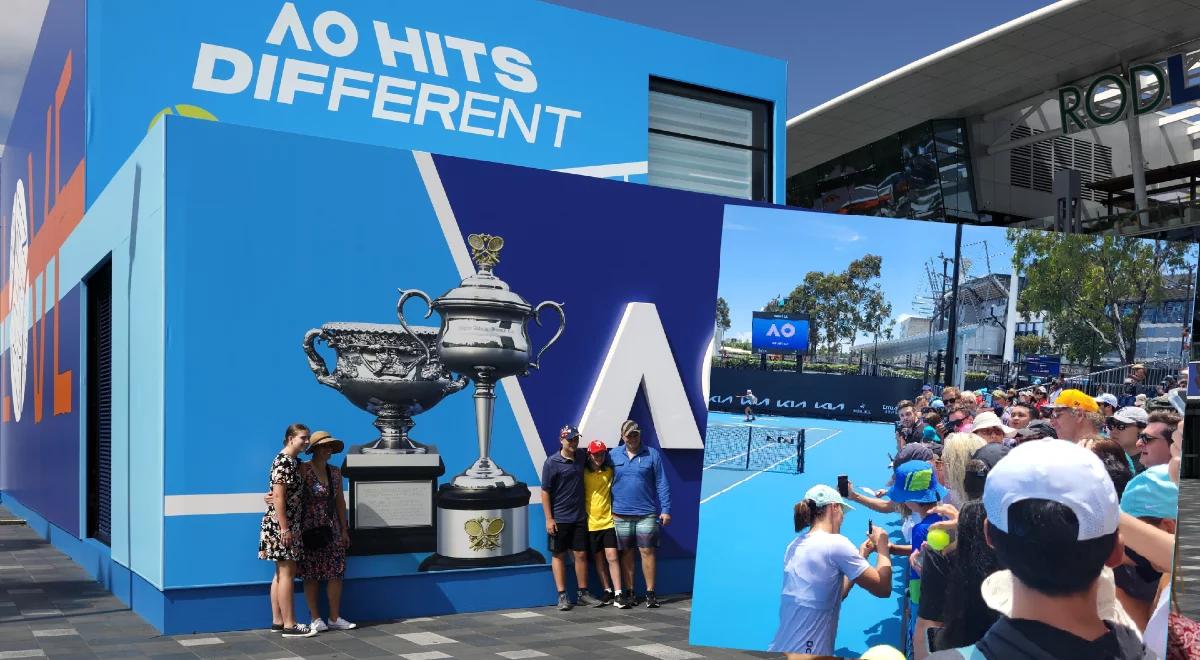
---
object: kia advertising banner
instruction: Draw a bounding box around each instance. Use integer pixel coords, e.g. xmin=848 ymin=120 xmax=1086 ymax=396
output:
xmin=707 ymin=367 xmax=919 ymax=423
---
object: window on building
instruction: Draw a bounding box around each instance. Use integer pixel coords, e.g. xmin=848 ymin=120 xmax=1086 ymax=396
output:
xmin=786 ymin=119 xmax=976 ymax=222
xmin=648 ymin=78 xmax=772 ymax=201
xmin=86 ymin=259 xmax=113 ymax=546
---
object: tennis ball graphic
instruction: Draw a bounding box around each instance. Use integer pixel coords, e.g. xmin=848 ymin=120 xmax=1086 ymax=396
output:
xmin=148 ymin=104 xmax=218 ymax=132
xmin=927 ymin=528 xmax=951 ymax=552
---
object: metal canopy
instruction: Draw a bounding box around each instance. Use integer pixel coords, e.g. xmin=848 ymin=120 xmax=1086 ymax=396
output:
xmin=786 ymin=0 xmax=1200 ymax=176
xmin=1088 ymin=160 xmax=1200 ymax=192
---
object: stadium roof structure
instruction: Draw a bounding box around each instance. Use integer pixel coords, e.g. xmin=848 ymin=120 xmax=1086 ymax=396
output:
xmin=786 ymin=0 xmax=1200 ymax=176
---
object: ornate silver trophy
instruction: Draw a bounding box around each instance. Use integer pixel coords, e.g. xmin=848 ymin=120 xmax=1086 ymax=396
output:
xmin=303 ymin=322 xmax=467 ymax=554
xmin=398 ymin=234 xmax=564 ymax=570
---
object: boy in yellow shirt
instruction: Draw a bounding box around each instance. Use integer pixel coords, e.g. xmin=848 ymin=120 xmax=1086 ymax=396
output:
xmin=584 ymin=440 xmax=628 ymax=608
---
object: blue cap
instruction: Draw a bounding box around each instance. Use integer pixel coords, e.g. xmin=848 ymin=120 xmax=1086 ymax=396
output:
xmin=931 ymin=399 xmax=945 ymax=410
xmin=922 ymin=426 xmax=939 ymax=442
xmin=1121 ymin=465 xmax=1178 ymax=520
xmin=887 ymin=460 xmax=948 ymax=504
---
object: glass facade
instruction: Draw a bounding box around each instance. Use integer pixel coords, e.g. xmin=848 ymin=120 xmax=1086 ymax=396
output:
xmin=787 ymin=119 xmax=977 ymax=222
xmin=648 ymin=78 xmax=772 ymax=201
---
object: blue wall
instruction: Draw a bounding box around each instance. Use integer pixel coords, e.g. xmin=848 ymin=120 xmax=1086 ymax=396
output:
xmin=86 ymin=0 xmax=787 ymax=206
xmin=158 ymin=118 xmax=729 ymax=592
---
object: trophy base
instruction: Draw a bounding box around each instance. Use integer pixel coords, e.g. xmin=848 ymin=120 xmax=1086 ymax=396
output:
xmin=361 ymin=442 xmax=429 ymax=455
xmin=419 ymin=547 xmax=546 ymax=572
xmin=419 ymin=481 xmax=545 ymax=572
xmin=342 ymin=442 xmax=445 ymax=556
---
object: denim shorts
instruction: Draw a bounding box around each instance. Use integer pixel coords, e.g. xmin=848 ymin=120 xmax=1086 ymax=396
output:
xmin=613 ymin=514 xmax=659 ymax=550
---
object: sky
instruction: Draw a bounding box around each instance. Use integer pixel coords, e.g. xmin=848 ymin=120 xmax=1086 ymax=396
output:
xmin=0 ymin=0 xmax=1058 ymax=155
xmin=543 ymin=0 xmax=1058 ymax=116
xmin=717 ymin=207 xmax=1022 ymax=346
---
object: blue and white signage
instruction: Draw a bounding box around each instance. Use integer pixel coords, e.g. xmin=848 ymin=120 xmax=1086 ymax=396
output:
xmin=751 ymin=312 xmax=809 ymax=354
xmin=1026 ymin=354 xmax=1061 ymax=378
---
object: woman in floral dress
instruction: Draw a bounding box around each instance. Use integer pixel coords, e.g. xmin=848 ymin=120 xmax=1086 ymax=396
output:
xmin=259 ymin=423 xmax=313 ymax=637
xmin=299 ymin=432 xmax=356 ymax=632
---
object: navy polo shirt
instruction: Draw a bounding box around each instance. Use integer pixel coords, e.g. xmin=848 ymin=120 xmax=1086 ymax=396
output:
xmin=540 ymin=448 xmax=586 ymax=523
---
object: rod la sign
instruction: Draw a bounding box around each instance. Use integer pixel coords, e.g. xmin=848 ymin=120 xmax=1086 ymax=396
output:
xmin=1059 ymin=53 xmax=1200 ymax=134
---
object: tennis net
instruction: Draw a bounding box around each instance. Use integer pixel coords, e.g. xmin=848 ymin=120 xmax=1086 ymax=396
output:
xmin=702 ymin=424 xmax=806 ymax=474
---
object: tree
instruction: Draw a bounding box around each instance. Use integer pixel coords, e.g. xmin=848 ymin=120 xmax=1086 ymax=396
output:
xmin=763 ymin=255 xmax=892 ymax=355
xmin=715 ymin=297 xmax=731 ymax=331
xmin=1013 ymin=333 xmax=1053 ymax=358
xmin=1007 ymin=230 xmax=1190 ymax=365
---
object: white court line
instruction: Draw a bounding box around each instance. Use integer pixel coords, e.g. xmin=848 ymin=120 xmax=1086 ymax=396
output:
xmin=700 ymin=430 xmax=843 ymax=505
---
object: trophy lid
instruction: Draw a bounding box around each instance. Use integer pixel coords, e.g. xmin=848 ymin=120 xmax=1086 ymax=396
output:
xmin=434 ymin=234 xmax=532 ymax=312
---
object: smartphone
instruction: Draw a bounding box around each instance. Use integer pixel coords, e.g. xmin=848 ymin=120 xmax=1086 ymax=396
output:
xmin=868 ymin=520 xmax=874 ymax=537
xmin=837 ymin=474 xmax=849 ymax=498
xmin=927 ymin=627 xmax=942 ymax=652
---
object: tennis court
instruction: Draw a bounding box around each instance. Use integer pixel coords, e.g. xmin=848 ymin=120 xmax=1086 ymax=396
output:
xmin=689 ymin=412 xmax=907 ymax=657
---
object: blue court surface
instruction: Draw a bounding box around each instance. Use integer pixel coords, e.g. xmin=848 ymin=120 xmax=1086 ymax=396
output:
xmin=689 ymin=412 xmax=907 ymax=658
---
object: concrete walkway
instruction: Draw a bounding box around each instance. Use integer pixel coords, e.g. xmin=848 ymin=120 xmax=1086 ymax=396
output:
xmin=0 ymin=505 xmax=773 ymax=659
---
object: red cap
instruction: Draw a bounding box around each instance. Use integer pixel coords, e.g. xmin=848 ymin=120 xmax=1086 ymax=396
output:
xmin=587 ymin=440 xmax=607 ymax=455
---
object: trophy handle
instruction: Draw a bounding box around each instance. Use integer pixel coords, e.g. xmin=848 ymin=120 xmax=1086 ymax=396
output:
xmin=302 ymin=328 xmax=341 ymax=391
xmin=529 ymin=301 xmax=566 ymax=371
xmin=397 ymin=288 xmax=434 ymax=366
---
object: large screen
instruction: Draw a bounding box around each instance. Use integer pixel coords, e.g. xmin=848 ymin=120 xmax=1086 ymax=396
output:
xmin=751 ymin=312 xmax=809 ymax=354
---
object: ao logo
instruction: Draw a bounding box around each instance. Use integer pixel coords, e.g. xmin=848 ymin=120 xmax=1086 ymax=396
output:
xmin=766 ymin=322 xmax=796 ymax=338
xmin=9 ymin=182 xmax=30 ymax=422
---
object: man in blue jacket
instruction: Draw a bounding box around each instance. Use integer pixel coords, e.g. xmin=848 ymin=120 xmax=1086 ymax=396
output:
xmin=610 ymin=420 xmax=671 ymax=609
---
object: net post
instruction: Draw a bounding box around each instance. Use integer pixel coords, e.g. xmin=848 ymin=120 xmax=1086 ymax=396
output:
xmin=745 ymin=425 xmax=752 ymax=470
xmin=798 ymin=429 xmax=806 ymax=474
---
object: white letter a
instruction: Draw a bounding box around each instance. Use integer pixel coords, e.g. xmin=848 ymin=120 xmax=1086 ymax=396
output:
xmin=578 ymin=303 xmax=703 ymax=449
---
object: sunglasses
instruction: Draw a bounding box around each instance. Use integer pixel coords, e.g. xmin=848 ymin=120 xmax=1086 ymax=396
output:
xmin=1108 ymin=421 xmax=1145 ymax=432
xmin=1138 ymin=432 xmax=1171 ymax=445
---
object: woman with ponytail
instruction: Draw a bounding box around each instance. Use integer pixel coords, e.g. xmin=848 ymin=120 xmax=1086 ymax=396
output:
xmin=769 ymin=484 xmax=894 ymax=658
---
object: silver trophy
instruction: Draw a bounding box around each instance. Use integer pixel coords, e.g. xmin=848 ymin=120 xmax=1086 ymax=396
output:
xmin=303 ymin=322 xmax=468 ymax=555
xmin=398 ymin=233 xmax=564 ymax=570
xmin=303 ymin=322 xmax=467 ymax=453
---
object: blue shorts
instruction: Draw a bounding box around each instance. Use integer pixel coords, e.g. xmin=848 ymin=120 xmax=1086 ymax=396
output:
xmin=614 ymin=514 xmax=659 ymax=550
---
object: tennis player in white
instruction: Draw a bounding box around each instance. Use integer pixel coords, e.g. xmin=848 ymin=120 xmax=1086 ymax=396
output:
xmin=742 ymin=389 xmax=758 ymax=422
xmin=770 ymin=484 xmax=893 ymax=657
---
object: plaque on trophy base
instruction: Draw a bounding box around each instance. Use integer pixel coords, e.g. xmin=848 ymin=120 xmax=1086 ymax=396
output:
xmin=418 ymin=482 xmax=545 ymax=571
xmin=342 ymin=443 xmax=445 ymax=555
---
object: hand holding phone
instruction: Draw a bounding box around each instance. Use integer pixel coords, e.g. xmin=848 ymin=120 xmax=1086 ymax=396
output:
xmin=837 ymin=474 xmax=849 ymax=498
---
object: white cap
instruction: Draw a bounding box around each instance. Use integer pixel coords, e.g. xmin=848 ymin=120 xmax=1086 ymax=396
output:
xmin=983 ymin=439 xmax=1119 ymax=541
xmin=1111 ymin=406 xmax=1149 ymax=426
xmin=1095 ymin=393 xmax=1119 ymax=409
xmin=972 ymin=411 xmax=1015 ymax=437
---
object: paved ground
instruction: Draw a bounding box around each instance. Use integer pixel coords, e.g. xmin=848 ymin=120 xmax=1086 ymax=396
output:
xmin=1177 ymin=478 xmax=1200 ymax=618
xmin=0 ymin=506 xmax=775 ymax=660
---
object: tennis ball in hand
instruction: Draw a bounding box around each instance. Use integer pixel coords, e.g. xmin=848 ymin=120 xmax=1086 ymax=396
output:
xmin=927 ymin=528 xmax=951 ymax=552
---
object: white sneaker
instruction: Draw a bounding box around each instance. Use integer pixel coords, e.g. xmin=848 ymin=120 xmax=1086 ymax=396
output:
xmin=311 ymin=618 xmax=329 ymax=633
xmin=327 ymin=617 xmax=357 ymax=630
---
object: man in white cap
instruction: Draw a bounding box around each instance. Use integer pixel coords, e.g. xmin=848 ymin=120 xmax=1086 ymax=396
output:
xmin=1095 ymin=393 xmax=1119 ymax=419
xmin=930 ymin=440 xmax=1152 ymax=659
xmin=1106 ymin=407 xmax=1149 ymax=474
